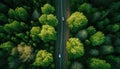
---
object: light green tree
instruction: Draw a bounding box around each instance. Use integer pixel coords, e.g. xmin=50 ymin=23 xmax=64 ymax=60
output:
xmin=33 ymin=50 xmax=53 ymax=67
xmin=66 ymin=38 xmax=84 ymax=59
xmin=41 ymin=3 xmax=55 ymax=14
xmin=39 ymin=14 xmax=58 ymax=27
xmin=67 ymin=12 xmax=88 ymax=32
xmin=39 ymin=25 xmax=57 ymax=42
xmin=0 ymin=41 xmax=14 ymax=51
xmin=30 ymin=26 xmax=41 ymax=41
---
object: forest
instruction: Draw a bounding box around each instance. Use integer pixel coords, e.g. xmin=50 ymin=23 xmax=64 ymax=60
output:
xmin=0 ymin=0 xmax=120 ymax=69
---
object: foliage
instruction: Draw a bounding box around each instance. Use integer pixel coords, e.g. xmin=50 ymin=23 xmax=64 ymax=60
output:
xmin=39 ymin=14 xmax=58 ymax=27
xmin=100 ymin=45 xmax=114 ymax=55
xmin=4 ymin=20 xmax=27 ymax=34
xmin=0 ymin=2 xmax=56 ymax=68
xmin=67 ymin=12 xmax=88 ymax=32
xmin=0 ymin=41 xmax=14 ymax=51
xmin=39 ymin=25 xmax=57 ymax=42
xmin=89 ymin=49 xmax=99 ymax=56
xmin=33 ymin=50 xmax=53 ymax=67
xmin=30 ymin=26 xmax=41 ymax=41
xmin=89 ymin=58 xmax=111 ymax=69
xmin=71 ymin=62 xmax=83 ymax=69
xmin=76 ymin=29 xmax=88 ymax=41
xmin=90 ymin=31 xmax=105 ymax=46
xmin=66 ymin=38 xmax=84 ymax=59
xmin=70 ymin=0 xmax=87 ymax=12
xmin=41 ymin=3 xmax=55 ymax=14
xmin=97 ymin=18 xmax=110 ymax=29
xmin=78 ymin=3 xmax=92 ymax=14
xmin=106 ymin=55 xmax=120 ymax=69
xmin=106 ymin=24 xmax=120 ymax=32
xmin=0 ymin=0 xmax=120 ymax=69
xmin=8 ymin=7 xmax=28 ymax=21
xmin=11 ymin=44 xmax=33 ymax=62
xmin=17 ymin=45 xmax=33 ymax=62
xmin=86 ymin=26 xmax=96 ymax=36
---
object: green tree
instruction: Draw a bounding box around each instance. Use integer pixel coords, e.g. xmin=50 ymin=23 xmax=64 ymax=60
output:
xmin=70 ymin=0 xmax=87 ymax=11
xmin=86 ymin=26 xmax=96 ymax=36
xmin=0 ymin=41 xmax=14 ymax=51
xmin=100 ymin=45 xmax=114 ymax=55
xmin=15 ymin=7 xmax=28 ymax=21
xmin=39 ymin=14 xmax=58 ymax=27
xmin=66 ymin=38 xmax=84 ymax=59
xmin=67 ymin=12 xmax=88 ymax=32
xmin=106 ymin=24 xmax=120 ymax=32
xmin=97 ymin=18 xmax=110 ymax=29
xmin=8 ymin=7 xmax=28 ymax=21
xmin=76 ymin=29 xmax=88 ymax=41
xmin=4 ymin=20 xmax=27 ymax=34
xmin=89 ymin=58 xmax=111 ymax=69
xmin=90 ymin=31 xmax=105 ymax=46
xmin=107 ymin=55 xmax=120 ymax=69
xmin=71 ymin=62 xmax=83 ymax=69
xmin=8 ymin=8 xmax=15 ymax=19
xmin=30 ymin=26 xmax=41 ymax=41
xmin=41 ymin=3 xmax=55 ymax=14
xmin=39 ymin=25 xmax=57 ymax=42
xmin=33 ymin=50 xmax=53 ymax=67
xmin=78 ymin=3 xmax=92 ymax=14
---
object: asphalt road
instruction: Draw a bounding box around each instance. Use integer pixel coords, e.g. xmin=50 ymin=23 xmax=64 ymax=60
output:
xmin=56 ymin=0 xmax=67 ymax=69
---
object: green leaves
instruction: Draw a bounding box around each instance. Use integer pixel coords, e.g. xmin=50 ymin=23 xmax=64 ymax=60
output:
xmin=4 ymin=21 xmax=27 ymax=34
xmin=30 ymin=26 xmax=41 ymax=41
xmin=89 ymin=58 xmax=111 ymax=69
xmin=39 ymin=14 xmax=58 ymax=27
xmin=0 ymin=41 xmax=14 ymax=51
xmin=90 ymin=31 xmax=105 ymax=46
xmin=15 ymin=7 xmax=28 ymax=21
xmin=41 ymin=3 xmax=55 ymax=14
xmin=67 ymin=12 xmax=88 ymax=33
xmin=78 ymin=3 xmax=92 ymax=14
xmin=39 ymin=25 xmax=57 ymax=42
xmin=66 ymin=38 xmax=84 ymax=59
xmin=33 ymin=50 xmax=53 ymax=67
xmin=8 ymin=7 xmax=28 ymax=21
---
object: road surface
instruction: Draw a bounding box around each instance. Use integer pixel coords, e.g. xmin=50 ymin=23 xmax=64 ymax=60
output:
xmin=56 ymin=0 xmax=67 ymax=69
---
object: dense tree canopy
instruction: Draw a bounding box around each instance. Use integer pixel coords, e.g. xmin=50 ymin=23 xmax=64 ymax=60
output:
xmin=33 ymin=50 xmax=53 ymax=67
xmin=39 ymin=14 xmax=58 ymax=27
xmin=66 ymin=38 xmax=84 ymax=59
xmin=39 ymin=25 xmax=57 ymax=42
xmin=0 ymin=0 xmax=120 ymax=69
xmin=90 ymin=31 xmax=105 ymax=46
xmin=89 ymin=58 xmax=111 ymax=69
xmin=30 ymin=26 xmax=41 ymax=41
xmin=41 ymin=3 xmax=55 ymax=14
xmin=67 ymin=12 xmax=88 ymax=32
xmin=8 ymin=7 xmax=28 ymax=21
